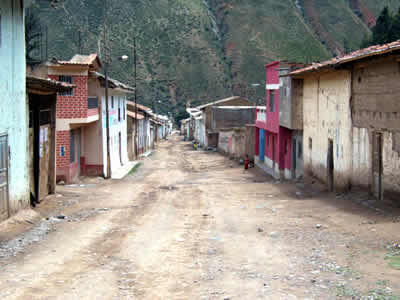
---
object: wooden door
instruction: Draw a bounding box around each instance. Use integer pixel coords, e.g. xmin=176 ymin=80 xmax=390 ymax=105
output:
xmin=0 ymin=134 xmax=9 ymax=221
xmin=39 ymin=125 xmax=51 ymax=200
xmin=327 ymin=139 xmax=334 ymax=192
xmin=372 ymin=132 xmax=383 ymax=200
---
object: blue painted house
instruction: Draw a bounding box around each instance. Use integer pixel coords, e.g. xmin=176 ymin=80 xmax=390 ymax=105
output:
xmin=0 ymin=0 xmax=29 ymax=220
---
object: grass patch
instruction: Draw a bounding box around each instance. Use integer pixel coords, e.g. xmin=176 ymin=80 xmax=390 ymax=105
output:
xmin=387 ymin=256 xmax=400 ymax=270
xmin=385 ymin=246 xmax=400 ymax=270
xmin=128 ymin=163 xmax=142 ymax=175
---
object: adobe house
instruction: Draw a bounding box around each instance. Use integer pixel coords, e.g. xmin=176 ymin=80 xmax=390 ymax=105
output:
xmin=291 ymin=41 xmax=400 ymax=202
xmin=194 ymin=96 xmax=253 ymax=148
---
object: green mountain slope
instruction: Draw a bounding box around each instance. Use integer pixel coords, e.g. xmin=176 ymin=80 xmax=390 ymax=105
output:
xmin=32 ymin=0 xmax=396 ymax=118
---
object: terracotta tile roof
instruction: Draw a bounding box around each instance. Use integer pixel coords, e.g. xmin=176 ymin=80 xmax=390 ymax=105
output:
xmin=290 ymin=40 xmax=400 ymax=76
xmin=51 ymin=53 xmax=101 ymax=67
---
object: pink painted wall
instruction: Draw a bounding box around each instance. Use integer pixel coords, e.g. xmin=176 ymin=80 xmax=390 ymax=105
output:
xmin=255 ymin=128 xmax=259 ymax=156
xmin=278 ymin=127 xmax=292 ymax=171
xmin=265 ymin=61 xmax=280 ymax=134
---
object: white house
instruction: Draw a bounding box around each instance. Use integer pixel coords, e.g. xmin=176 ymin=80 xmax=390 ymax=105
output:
xmin=0 ymin=1 xmax=29 ymax=221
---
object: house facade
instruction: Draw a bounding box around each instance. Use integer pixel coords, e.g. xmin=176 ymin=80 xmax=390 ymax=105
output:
xmin=127 ymin=102 xmax=152 ymax=160
xmin=255 ymin=61 xmax=305 ymax=180
xmin=291 ymin=41 xmax=400 ymax=202
xmin=195 ymin=96 xmax=253 ymax=148
xmin=32 ymin=55 xmax=133 ymax=182
xmin=0 ymin=0 xmax=29 ymax=220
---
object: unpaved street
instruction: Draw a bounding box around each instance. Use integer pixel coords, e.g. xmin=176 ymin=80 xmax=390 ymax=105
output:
xmin=0 ymin=135 xmax=399 ymax=299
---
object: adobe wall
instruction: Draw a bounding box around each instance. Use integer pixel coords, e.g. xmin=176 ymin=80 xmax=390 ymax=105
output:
xmin=352 ymin=56 xmax=400 ymax=131
xmin=303 ymin=70 xmax=353 ymax=190
xmin=382 ymin=131 xmax=400 ymax=200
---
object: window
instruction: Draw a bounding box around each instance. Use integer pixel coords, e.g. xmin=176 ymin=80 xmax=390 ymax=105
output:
xmin=59 ymin=76 xmax=74 ymax=96
xmin=123 ymin=100 xmax=125 ymax=120
xmin=269 ymin=90 xmax=275 ymax=112
xmin=309 ymin=137 xmax=312 ymax=150
xmin=111 ymin=96 xmax=114 ymax=108
xmin=285 ymin=140 xmax=288 ymax=154
xmin=298 ymin=141 xmax=303 ymax=158
xmin=70 ymin=131 xmax=75 ymax=163
xmin=118 ymin=99 xmax=121 ymax=122
xmin=88 ymin=97 xmax=99 ymax=109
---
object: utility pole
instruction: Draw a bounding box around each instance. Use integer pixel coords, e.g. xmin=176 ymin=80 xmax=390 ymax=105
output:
xmin=104 ymin=0 xmax=112 ymax=179
xmin=134 ymin=34 xmax=138 ymax=159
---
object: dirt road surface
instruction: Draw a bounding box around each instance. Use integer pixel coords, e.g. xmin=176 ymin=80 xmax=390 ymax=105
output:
xmin=0 ymin=135 xmax=399 ymax=299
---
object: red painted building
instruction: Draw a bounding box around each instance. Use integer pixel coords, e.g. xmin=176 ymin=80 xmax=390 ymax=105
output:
xmin=255 ymin=61 xmax=305 ymax=179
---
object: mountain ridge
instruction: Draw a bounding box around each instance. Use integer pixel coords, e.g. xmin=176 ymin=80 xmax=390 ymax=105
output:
xmin=32 ymin=0 xmax=398 ymax=119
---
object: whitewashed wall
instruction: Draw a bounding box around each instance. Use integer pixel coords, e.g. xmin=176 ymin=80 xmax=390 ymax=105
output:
xmin=0 ymin=1 xmax=29 ymax=214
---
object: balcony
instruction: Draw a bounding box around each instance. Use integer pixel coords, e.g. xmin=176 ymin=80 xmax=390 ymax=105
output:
xmin=256 ymin=108 xmax=266 ymax=122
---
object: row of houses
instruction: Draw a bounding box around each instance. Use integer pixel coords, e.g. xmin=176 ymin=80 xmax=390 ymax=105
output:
xmin=254 ymin=41 xmax=400 ymax=203
xmin=0 ymin=1 xmax=171 ymax=221
xmin=182 ymin=96 xmax=259 ymax=159
xmin=184 ymin=41 xmax=400 ymax=204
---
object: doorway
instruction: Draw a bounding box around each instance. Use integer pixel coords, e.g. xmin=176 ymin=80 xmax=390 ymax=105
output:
xmin=372 ymin=132 xmax=383 ymax=200
xmin=272 ymin=135 xmax=276 ymax=171
xmin=0 ymin=134 xmax=9 ymax=221
xmin=259 ymin=129 xmax=265 ymax=162
xmin=327 ymin=139 xmax=334 ymax=192
xmin=292 ymin=138 xmax=297 ymax=179
xmin=119 ymin=132 xmax=123 ymax=165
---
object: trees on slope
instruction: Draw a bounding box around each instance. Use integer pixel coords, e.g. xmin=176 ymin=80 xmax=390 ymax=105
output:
xmin=362 ymin=6 xmax=400 ymax=48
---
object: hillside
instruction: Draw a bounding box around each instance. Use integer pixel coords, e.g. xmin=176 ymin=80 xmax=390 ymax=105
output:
xmin=32 ymin=0 xmax=396 ymax=119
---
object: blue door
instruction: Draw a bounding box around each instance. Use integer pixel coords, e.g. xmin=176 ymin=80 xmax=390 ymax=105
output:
xmin=259 ymin=129 xmax=265 ymax=162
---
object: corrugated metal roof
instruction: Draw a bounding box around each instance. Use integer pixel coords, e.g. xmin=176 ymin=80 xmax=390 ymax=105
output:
xmin=290 ymin=40 xmax=400 ymax=76
xmin=196 ymin=96 xmax=251 ymax=110
xmin=127 ymin=111 xmax=144 ymax=120
xmin=90 ymin=72 xmax=135 ymax=93
xmin=26 ymin=75 xmax=75 ymax=93
xmin=126 ymin=101 xmax=152 ymax=112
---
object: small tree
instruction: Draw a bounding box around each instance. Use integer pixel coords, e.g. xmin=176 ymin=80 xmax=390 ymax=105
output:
xmin=25 ymin=12 xmax=42 ymax=64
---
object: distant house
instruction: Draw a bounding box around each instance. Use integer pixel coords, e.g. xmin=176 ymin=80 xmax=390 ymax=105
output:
xmin=187 ymin=96 xmax=253 ymax=148
xmin=290 ymin=41 xmax=400 ymax=201
xmin=126 ymin=102 xmax=152 ymax=159
xmin=0 ymin=1 xmax=29 ymax=220
xmin=255 ymin=61 xmax=306 ymax=180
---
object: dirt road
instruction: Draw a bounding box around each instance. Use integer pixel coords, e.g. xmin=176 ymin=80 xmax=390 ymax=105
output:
xmin=0 ymin=135 xmax=399 ymax=299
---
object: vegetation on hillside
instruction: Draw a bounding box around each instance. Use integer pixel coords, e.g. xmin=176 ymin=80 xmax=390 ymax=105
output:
xmin=32 ymin=0 xmax=393 ymax=121
xmin=362 ymin=6 xmax=400 ymax=47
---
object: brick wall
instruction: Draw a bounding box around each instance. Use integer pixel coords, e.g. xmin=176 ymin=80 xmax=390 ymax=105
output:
xmin=56 ymin=130 xmax=70 ymax=169
xmin=49 ymin=75 xmax=88 ymax=119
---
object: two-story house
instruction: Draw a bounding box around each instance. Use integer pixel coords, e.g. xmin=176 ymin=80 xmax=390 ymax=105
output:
xmin=255 ymin=61 xmax=305 ymax=179
xmin=33 ymin=54 xmax=134 ymax=183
